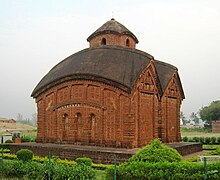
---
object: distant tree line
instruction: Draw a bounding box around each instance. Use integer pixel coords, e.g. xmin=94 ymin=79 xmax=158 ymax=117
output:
xmin=181 ymin=100 xmax=220 ymax=126
xmin=16 ymin=113 xmax=37 ymax=126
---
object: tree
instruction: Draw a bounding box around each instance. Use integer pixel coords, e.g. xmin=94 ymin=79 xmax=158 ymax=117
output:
xmin=180 ymin=111 xmax=187 ymax=125
xmin=190 ymin=112 xmax=199 ymax=124
xmin=31 ymin=113 xmax=37 ymax=126
xmin=199 ymin=100 xmax=220 ymax=125
xmin=16 ymin=113 xmax=23 ymax=121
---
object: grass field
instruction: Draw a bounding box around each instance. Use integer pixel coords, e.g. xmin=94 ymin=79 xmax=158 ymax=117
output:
xmin=181 ymin=127 xmax=220 ymax=138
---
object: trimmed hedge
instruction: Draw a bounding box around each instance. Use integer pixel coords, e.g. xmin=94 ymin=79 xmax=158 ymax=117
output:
xmin=2 ymin=153 xmax=109 ymax=170
xmin=0 ymin=160 xmax=96 ymax=179
xmin=182 ymin=136 xmax=220 ymax=144
xmin=106 ymin=161 xmax=220 ymax=180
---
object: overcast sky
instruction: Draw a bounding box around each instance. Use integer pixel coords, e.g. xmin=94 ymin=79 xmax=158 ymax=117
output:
xmin=0 ymin=0 xmax=220 ymax=120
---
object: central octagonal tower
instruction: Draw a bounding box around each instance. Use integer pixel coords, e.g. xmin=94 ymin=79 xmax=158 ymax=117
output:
xmin=32 ymin=18 xmax=185 ymax=148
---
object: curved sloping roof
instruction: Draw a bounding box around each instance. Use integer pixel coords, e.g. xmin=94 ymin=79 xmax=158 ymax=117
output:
xmin=31 ymin=46 xmax=184 ymax=99
xmin=87 ymin=18 xmax=139 ymax=43
xmin=155 ymin=60 xmax=185 ymax=99
xmin=154 ymin=60 xmax=177 ymax=91
xmin=32 ymin=46 xmax=153 ymax=97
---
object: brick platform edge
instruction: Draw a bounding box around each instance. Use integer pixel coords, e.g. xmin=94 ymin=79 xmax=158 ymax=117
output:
xmin=9 ymin=142 xmax=202 ymax=164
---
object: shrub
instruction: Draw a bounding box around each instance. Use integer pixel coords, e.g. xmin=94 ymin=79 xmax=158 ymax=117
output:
xmin=208 ymin=148 xmax=220 ymax=156
xmin=106 ymin=161 xmax=220 ymax=180
xmin=1 ymin=160 xmax=96 ymax=179
xmin=211 ymin=137 xmax=217 ymax=144
xmin=21 ymin=161 xmax=43 ymax=179
xmin=188 ymin=138 xmax=195 ymax=142
xmin=2 ymin=160 xmax=25 ymax=178
xmin=217 ymin=137 xmax=220 ymax=144
xmin=0 ymin=144 xmax=10 ymax=149
xmin=203 ymin=145 xmax=220 ymax=150
xmin=182 ymin=136 xmax=188 ymax=142
xmin=21 ymin=136 xmax=31 ymax=142
xmin=75 ymin=157 xmax=92 ymax=166
xmin=205 ymin=137 xmax=211 ymax=144
xmin=92 ymin=163 xmax=109 ymax=170
xmin=199 ymin=137 xmax=205 ymax=144
xmin=129 ymin=139 xmax=182 ymax=163
xmin=0 ymin=148 xmax=10 ymax=153
xmin=40 ymin=162 xmax=95 ymax=180
xmin=16 ymin=149 xmax=34 ymax=162
xmin=3 ymin=153 xmax=16 ymax=160
xmin=192 ymin=137 xmax=200 ymax=142
xmin=5 ymin=140 xmax=13 ymax=143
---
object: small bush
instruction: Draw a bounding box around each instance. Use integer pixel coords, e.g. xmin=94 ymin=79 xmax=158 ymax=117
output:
xmin=192 ymin=137 xmax=200 ymax=142
xmin=199 ymin=137 xmax=205 ymax=144
xmin=182 ymin=136 xmax=188 ymax=142
xmin=21 ymin=136 xmax=31 ymax=142
xmin=75 ymin=157 xmax=92 ymax=166
xmin=129 ymin=139 xmax=182 ymax=163
xmin=16 ymin=149 xmax=34 ymax=162
xmin=211 ymin=137 xmax=217 ymax=144
xmin=5 ymin=140 xmax=13 ymax=143
xmin=188 ymin=138 xmax=195 ymax=142
xmin=217 ymin=137 xmax=220 ymax=144
xmin=205 ymin=137 xmax=211 ymax=144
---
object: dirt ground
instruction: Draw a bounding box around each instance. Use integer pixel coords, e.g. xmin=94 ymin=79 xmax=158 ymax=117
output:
xmin=182 ymin=150 xmax=211 ymax=160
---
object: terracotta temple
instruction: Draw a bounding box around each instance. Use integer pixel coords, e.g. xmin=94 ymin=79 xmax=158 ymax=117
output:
xmin=31 ymin=18 xmax=185 ymax=148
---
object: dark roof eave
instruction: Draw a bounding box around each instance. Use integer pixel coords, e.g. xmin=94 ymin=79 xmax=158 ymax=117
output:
xmin=31 ymin=74 xmax=132 ymax=98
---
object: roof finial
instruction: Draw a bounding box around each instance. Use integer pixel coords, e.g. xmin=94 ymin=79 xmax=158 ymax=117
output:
xmin=111 ymin=11 xmax=115 ymax=20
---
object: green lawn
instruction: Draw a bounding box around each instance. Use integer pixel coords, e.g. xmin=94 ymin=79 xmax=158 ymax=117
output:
xmin=181 ymin=128 xmax=220 ymax=138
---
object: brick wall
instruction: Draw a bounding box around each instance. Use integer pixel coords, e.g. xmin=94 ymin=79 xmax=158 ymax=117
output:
xmin=35 ymin=65 xmax=182 ymax=148
xmin=212 ymin=121 xmax=220 ymax=133
xmin=9 ymin=142 xmax=202 ymax=164
xmin=89 ymin=34 xmax=136 ymax=48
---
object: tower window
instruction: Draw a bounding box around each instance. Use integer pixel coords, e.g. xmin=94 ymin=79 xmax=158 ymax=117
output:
xmin=101 ymin=38 xmax=106 ymax=45
xmin=126 ymin=38 xmax=130 ymax=47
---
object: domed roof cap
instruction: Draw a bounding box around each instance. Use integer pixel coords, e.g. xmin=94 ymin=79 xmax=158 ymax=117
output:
xmin=87 ymin=18 xmax=139 ymax=43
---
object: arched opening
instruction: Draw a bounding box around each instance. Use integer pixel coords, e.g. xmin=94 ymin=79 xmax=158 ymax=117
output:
xmin=63 ymin=113 xmax=68 ymax=123
xmin=74 ymin=112 xmax=82 ymax=142
xmin=101 ymin=38 xmax=106 ymax=45
xmin=89 ymin=113 xmax=96 ymax=142
xmin=75 ymin=112 xmax=82 ymax=121
xmin=89 ymin=113 xmax=96 ymax=121
xmin=62 ymin=113 xmax=68 ymax=140
xmin=126 ymin=38 xmax=130 ymax=47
